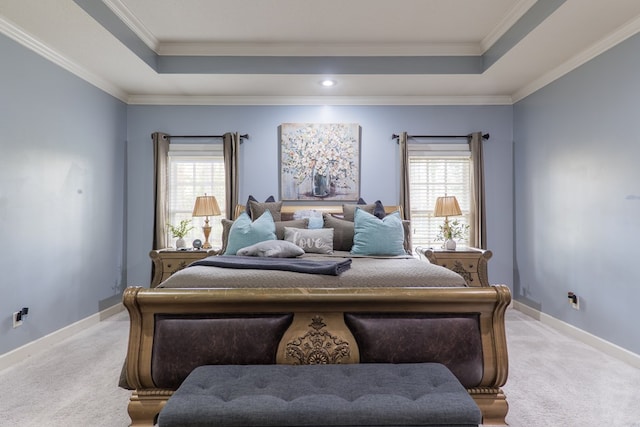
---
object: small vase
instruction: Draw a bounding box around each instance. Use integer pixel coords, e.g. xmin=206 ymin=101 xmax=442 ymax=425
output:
xmin=444 ymin=239 xmax=456 ymax=250
xmin=175 ymin=238 xmax=186 ymax=249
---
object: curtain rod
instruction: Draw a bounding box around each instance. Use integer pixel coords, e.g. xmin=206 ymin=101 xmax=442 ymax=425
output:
xmin=392 ymin=133 xmax=489 ymax=141
xmin=165 ymin=133 xmax=249 ymax=140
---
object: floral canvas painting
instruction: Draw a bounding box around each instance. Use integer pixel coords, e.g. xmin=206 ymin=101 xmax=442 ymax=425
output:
xmin=280 ymin=123 xmax=360 ymax=201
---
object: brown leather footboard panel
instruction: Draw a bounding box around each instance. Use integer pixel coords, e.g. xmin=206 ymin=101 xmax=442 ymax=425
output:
xmin=152 ymin=314 xmax=293 ymax=389
xmin=344 ymin=313 xmax=483 ymax=387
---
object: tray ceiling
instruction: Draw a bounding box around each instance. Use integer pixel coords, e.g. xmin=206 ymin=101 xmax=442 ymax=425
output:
xmin=2 ymin=0 xmax=640 ymax=104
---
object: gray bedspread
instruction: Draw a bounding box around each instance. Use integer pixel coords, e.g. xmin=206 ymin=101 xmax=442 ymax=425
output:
xmin=158 ymin=252 xmax=467 ymax=289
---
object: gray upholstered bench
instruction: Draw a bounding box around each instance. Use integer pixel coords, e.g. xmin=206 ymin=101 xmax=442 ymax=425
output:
xmin=157 ymin=363 xmax=481 ymax=427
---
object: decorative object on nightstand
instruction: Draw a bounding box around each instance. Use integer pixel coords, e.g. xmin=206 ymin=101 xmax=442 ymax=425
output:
xmin=416 ymin=246 xmax=492 ymax=287
xmin=166 ymin=219 xmax=194 ymax=249
xmin=192 ymin=194 xmax=221 ymax=249
xmin=433 ymin=195 xmax=467 ymax=250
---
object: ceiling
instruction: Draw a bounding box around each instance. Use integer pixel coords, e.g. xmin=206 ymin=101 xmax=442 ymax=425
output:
xmin=2 ymin=0 xmax=640 ymax=105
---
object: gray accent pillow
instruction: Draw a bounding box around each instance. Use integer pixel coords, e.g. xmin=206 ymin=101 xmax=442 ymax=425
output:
xmin=236 ymin=240 xmax=304 ymax=258
xmin=244 ymin=195 xmax=275 ymax=217
xmin=322 ymin=213 xmax=354 ymax=251
xmin=284 ymin=227 xmax=334 ymax=254
xmin=342 ymin=203 xmax=375 ymax=221
xmin=249 ymin=199 xmax=283 ymax=221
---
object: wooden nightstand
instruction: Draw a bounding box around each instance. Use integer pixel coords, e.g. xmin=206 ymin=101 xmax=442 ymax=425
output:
xmin=416 ymin=246 xmax=492 ymax=287
xmin=149 ymin=249 xmax=218 ymax=288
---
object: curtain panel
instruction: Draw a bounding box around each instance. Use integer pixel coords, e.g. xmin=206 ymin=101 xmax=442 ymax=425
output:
xmin=469 ymin=132 xmax=486 ymax=249
xmin=223 ymin=132 xmax=240 ymax=220
xmin=152 ymin=132 xmax=170 ymax=250
xmin=398 ymin=131 xmax=411 ymax=221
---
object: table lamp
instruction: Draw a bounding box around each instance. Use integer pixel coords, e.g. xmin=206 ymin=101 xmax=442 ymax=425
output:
xmin=433 ymin=195 xmax=462 ymax=250
xmin=192 ymin=194 xmax=221 ymax=249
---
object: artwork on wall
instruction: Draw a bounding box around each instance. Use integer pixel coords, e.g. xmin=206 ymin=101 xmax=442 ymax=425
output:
xmin=279 ymin=123 xmax=361 ymax=201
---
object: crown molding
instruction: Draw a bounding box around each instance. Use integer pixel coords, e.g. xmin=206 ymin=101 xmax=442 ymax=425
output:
xmin=512 ymin=13 xmax=640 ymax=102
xmin=103 ymin=0 xmax=158 ymax=51
xmin=127 ymin=94 xmax=513 ymax=106
xmin=0 ymin=16 xmax=128 ymax=103
xmin=481 ymin=0 xmax=538 ymax=53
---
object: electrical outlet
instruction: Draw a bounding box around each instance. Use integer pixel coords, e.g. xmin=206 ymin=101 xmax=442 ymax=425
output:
xmin=571 ymin=296 xmax=579 ymax=310
xmin=12 ymin=311 xmax=23 ymax=328
xmin=568 ymin=292 xmax=579 ymax=310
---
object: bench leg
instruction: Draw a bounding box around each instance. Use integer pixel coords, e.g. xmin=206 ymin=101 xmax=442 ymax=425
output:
xmin=127 ymin=390 xmax=172 ymax=427
xmin=469 ymin=387 xmax=508 ymax=426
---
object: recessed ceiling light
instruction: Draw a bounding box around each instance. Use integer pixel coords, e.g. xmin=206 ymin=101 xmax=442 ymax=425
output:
xmin=320 ymin=79 xmax=336 ymax=87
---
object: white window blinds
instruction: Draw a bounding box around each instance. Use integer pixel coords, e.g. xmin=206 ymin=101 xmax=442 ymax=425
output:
xmin=168 ymin=144 xmax=226 ymax=248
xmin=408 ymin=144 xmax=471 ymax=249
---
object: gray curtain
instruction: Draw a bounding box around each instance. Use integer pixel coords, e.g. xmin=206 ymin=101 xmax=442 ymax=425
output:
xmin=398 ymin=132 xmax=411 ymax=220
xmin=152 ymin=132 xmax=170 ymax=250
xmin=469 ymin=132 xmax=486 ymax=249
xmin=223 ymin=132 xmax=240 ymax=220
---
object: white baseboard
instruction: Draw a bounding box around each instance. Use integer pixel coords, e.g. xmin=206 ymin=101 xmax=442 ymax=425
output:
xmin=0 ymin=303 xmax=125 ymax=372
xmin=513 ymin=301 xmax=640 ymax=369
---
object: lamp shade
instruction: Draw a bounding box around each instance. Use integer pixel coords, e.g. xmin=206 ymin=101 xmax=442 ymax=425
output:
xmin=433 ymin=196 xmax=462 ymax=217
xmin=192 ymin=195 xmax=221 ymax=217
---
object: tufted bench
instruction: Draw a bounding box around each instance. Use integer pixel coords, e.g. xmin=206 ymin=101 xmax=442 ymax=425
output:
xmin=157 ymin=363 xmax=481 ymax=427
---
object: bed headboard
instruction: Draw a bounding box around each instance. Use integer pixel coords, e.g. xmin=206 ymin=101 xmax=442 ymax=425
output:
xmin=233 ymin=204 xmax=405 ymax=221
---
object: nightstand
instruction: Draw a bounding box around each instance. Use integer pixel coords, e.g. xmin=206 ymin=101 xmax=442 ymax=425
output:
xmin=149 ymin=249 xmax=218 ymax=288
xmin=416 ymin=246 xmax=492 ymax=287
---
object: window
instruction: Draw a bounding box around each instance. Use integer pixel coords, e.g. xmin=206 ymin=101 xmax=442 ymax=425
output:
xmin=408 ymin=144 xmax=471 ymax=249
xmin=168 ymin=144 xmax=226 ymax=248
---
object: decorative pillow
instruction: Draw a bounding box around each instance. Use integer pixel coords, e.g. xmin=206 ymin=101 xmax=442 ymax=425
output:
xmin=373 ymin=200 xmax=386 ymax=219
xmin=342 ymin=203 xmax=375 ymax=221
xmin=322 ymin=213 xmax=355 ymax=252
xmin=351 ymin=209 xmax=406 ymax=256
xmin=236 ymin=240 xmax=304 ymax=258
xmin=293 ymin=209 xmax=324 ymax=229
xmin=275 ymin=219 xmax=308 ymax=239
xmin=284 ymin=227 xmax=334 ymax=254
xmin=245 ymin=195 xmax=275 ymax=217
xmin=221 ymin=218 xmax=308 ymax=254
xmin=249 ymin=199 xmax=283 ymax=221
xmin=223 ymin=211 xmax=276 ymax=255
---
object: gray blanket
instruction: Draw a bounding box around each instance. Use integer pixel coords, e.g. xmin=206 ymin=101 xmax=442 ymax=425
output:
xmin=190 ymin=255 xmax=352 ymax=276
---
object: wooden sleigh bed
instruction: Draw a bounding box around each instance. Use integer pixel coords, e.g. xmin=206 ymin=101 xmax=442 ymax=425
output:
xmin=121 ymin=204 xmax=511 ymax=426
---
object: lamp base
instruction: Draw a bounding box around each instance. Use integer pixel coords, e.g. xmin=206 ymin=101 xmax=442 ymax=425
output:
xmin=202 ymin=224 xmax=212 ymax=249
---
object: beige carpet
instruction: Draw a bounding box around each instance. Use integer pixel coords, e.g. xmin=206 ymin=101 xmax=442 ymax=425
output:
xmin=0 ymin=307 xmax=639 ymax=427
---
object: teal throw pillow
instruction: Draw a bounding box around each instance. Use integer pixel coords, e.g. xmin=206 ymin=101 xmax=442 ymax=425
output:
xmin=351 ymin=209 xmax=406 ymax=256
xmin=223 ymin=211 xmax=276 ymax=255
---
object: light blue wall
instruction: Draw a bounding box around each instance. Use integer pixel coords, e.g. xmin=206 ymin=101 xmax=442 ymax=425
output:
xmin=0 ymin=35 xmax=127 ymax=354
xmin=126 ymin=105 xmax=514 ymax=289
xmin=514 ymin=34 xmax=640 ymax=354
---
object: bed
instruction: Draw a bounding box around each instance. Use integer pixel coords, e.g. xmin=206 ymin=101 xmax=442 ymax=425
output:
xmin=121 ymin=203 xmax=510 ymax=426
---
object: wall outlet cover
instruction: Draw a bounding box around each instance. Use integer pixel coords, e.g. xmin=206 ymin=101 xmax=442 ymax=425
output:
xmin=12 ymin=312 xmax=23 ymax=328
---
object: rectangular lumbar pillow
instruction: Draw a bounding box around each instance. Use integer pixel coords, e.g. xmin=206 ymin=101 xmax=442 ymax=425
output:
xmin=284 ymin=227 xmax=334 ymax=254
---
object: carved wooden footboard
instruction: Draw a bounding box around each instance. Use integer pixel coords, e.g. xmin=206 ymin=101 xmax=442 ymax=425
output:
xmin=122 ymin=285 xmax=511 ymax=426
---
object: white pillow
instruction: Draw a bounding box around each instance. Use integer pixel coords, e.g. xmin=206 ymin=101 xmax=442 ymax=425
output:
xmin=236 ymin=240 xmax=304 ymax=258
